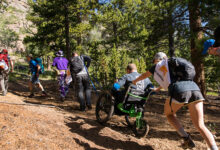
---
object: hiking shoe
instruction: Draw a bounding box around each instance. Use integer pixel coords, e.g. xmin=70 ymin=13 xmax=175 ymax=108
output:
xmin=60 ymin=97 xmax=65 ymax=102
xmin=87 ymin=105 xmax=92 ymax=110
xmin=41 ymin=91 xmax=47 ymax=96
xmin=79 ymin=106 xmax=86 ymax=112
xmin=182 ymin=134 xmax=195 ymax=149
xmin=28 ymin=93 xmax=34 ymax=98
xmin=2 ymin=90 xmax=7 ymax=96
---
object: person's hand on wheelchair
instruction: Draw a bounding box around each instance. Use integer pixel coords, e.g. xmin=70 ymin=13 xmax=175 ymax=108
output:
xmin=112 ymin=83 xmax=121 ymax=91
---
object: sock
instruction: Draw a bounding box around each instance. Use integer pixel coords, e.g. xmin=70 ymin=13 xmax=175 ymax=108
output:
xmin=210 ymin=145 xmax=218 ymax=150
xmin=177 ymin=127 xmax=188 ymax=137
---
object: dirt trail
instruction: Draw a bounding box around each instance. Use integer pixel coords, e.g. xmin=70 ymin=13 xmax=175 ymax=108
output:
xmin=0 ymin=80 xmax=219 ymax=150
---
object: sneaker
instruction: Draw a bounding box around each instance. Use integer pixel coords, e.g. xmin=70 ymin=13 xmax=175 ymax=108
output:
xmin=41 ymin=91 xmax=47 ymax=96
xmin=79 ymin=106 xmax=86 ymax=112
xmin=182 ymin=134 xmax=195 ymax=149
xmin=87 ymin=105 xmax=92 ymax=110
xmin=60 ymin=97 xmax=65 ymax=102
xmin=2 ymin=90 xmax=7 ymax=96
xmin=28 ymin=93 xmax=34 ymax=98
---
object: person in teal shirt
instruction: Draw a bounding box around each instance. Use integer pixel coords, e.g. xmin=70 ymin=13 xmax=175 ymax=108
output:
xmin=26 ymin=54 xmax=47 ymax=98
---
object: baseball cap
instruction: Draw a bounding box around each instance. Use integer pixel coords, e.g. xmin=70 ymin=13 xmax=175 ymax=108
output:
xmin=202 ymin=39 xmax=215 ymax=55
xmin=153 ymin=52 xmax=167 ymax=62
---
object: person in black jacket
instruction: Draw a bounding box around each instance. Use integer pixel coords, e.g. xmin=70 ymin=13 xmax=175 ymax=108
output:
xmin=70 ymin=52 xmax=92 ymax=111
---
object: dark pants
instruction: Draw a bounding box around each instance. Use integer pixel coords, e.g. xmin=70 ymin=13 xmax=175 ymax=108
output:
xmin=111 ymin=90 xmax=126 ymax=103
xmin=76 ymin=75 xmax=91 ymax=109
xmin=111 ymin=90 xmax=127 ymax=115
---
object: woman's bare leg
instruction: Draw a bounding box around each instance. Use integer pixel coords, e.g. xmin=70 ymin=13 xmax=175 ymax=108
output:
xmin=188 ymin=101 xmax=217 ymax=149
xmin=164 ymin=98 xmax=185 ymax=133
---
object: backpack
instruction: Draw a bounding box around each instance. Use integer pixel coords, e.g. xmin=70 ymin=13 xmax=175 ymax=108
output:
xmin=168 ymin=57 xmax=196 ymax=83
xmin=70 ymin=56 xmax=84 ymax=74
xmin=0 ymin=54 xmax=8 ymax=67
xmin=168 ymin=57 xmax=197 ymax=112
xmin=34 ymin=57 xmax=44 ymax=74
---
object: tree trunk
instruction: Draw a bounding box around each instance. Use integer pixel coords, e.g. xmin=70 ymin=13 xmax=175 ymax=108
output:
xmin=168 ymin=13 xmax=175 ymax=57
xmin=64 ymin=4 xmax=71 ymax=60
xmin=47 ymin=56 xmax=51 ymax=70
xmin=77 ymin=11 xmax=82 ymax=47
xmin=188 ymin=0 xmax=206 ymax=96
xmin=113 ymin=22 xmax=118 ymax=49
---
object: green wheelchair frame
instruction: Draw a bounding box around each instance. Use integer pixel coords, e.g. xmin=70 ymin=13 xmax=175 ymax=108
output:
xmin=95 ymin=85 xmax=153 ymax=137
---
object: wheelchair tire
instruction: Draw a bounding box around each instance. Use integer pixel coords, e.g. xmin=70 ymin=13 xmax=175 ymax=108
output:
xmin=96 ymin=91 xmax=114 ymax=124
xmin=132 ymin=119 xmax=149 ymax=138
xmin=125 ymin=110 xmax=144 ymax=127
xmin=125 ymin=115 xmax=135 ymax=127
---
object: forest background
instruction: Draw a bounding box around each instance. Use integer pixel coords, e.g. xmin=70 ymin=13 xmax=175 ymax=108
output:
xmin=0 ymin=0 xmax=220 ymax=95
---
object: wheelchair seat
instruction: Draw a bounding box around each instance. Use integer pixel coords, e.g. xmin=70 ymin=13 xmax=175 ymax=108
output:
xmin=124 ymin=88 xmax=149 ymax=105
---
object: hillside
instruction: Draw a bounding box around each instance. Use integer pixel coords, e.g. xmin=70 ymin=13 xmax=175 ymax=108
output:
xmin=1 ymin=0 xmax=30 ymax=52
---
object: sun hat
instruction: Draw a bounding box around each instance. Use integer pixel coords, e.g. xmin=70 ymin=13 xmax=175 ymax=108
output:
xmin=56 ymin=50 xmax=64 ymax=57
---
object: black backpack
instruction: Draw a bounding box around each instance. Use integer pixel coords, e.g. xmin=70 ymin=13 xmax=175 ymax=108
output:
xmin=168 ymin=57 xmax=196 ymax=83
xmin=70 ymin=56 xmax=84 ymax=74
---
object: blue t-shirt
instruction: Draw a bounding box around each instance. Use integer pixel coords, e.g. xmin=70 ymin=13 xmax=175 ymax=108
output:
xmin=29 ymin=59 xmax=38 ymax=75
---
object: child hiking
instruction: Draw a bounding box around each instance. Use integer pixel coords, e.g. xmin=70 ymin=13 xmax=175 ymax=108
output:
xmin=132 ymin=52 xmax=218 ymax=150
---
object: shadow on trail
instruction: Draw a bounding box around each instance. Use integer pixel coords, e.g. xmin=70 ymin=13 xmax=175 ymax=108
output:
xmin=148 ymin=128 xmax=203 ymax=142
xmin=66 ymin=116 xmax=154 ymax=150
xmin=73 ymin=138 xmax=103 ymax=150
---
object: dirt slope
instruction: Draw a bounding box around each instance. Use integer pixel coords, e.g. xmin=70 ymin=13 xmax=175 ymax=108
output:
xmin=0 ymin=80 xmax=219 ymax=150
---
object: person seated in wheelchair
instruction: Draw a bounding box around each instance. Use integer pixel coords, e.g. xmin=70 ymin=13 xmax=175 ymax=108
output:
xmin=112 ymin=64 xmax=153 ymax=113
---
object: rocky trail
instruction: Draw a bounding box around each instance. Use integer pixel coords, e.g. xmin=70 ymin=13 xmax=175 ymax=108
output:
xmin=0 ymin=79 xmax=219 ymax=150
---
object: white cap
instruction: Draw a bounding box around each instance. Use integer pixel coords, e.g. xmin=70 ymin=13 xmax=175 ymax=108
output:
xmin=153 ymin=52 xmax=167 ymax=62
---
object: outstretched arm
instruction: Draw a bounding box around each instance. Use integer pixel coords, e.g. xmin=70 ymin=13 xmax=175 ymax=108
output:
xmin=208 ymin=47 xmax=220 ymax=56
xmin=9 ymin=60 xmax=14 ymax=72
xmin=82 ymin=55 xmax=91 ymax=68
xmin=132 ymin=71 xmax=152 ymax=85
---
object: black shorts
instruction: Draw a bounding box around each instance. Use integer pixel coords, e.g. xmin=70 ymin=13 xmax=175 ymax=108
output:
xmin=172 ymin=90 xmax=205 ymax=104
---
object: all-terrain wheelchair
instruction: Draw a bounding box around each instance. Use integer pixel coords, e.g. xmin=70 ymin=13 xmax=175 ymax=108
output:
xmin=95 ymin=84 xmax=154 ymax=137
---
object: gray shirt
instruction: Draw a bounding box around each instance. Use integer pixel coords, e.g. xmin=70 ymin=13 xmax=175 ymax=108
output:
xmin=117 ymin=72 xmax=153 ymax=91
xmin=76 ymin=55 xmax=91 ymax=76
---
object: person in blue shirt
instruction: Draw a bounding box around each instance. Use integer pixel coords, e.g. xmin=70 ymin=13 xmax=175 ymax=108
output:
xmin=26 ymin=54 xmax=47 ymax=98
xmin=203 ymin=26 xmax=220 ymax=57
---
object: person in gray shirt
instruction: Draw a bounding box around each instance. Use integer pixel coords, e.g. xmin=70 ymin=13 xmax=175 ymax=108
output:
xmin=112 ymin=63 xmax=153 ymax=105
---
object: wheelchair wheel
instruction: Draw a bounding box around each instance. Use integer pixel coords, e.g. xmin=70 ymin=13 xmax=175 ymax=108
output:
xmin=125 ymin=115 xmax=135 ymax=127
xmin=96 ymin=91 xmax=114 ymax=124
xmin=125 ymin=109 xmax=144 ymax=127
xmin=132 ymin=119 xmax=149 ymax=138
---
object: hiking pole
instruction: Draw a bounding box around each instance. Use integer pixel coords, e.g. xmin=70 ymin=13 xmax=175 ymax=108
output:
xmin=92 ymin=75 xmax=103 ymax=89
xmin=84 ymin=65 xmax=98 ymax=96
